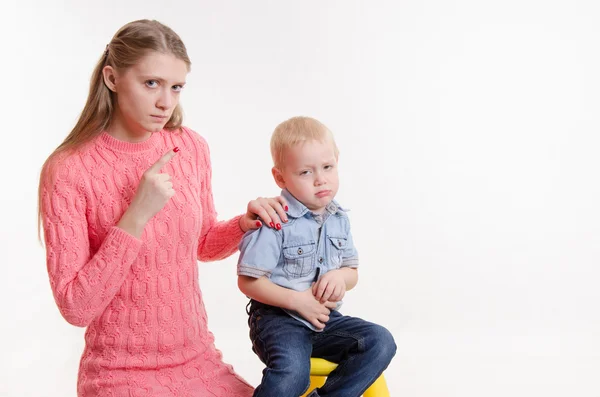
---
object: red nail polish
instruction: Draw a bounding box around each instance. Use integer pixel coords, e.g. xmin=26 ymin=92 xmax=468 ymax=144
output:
xmin=269 ymin=222 xmax=275 ymax=228
xmin=276 ymin=223 xmax=281 ymax=230
xmin=256 ymin=221 xmax=262 ymax=227
xmin=173 ymin=147 xmax=180 ymax=153
xmin=285 ymin=205 xmax=289 ymax=211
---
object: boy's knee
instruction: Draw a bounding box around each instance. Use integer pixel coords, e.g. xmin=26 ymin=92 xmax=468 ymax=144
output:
xmin=369 ymin=325 xmax=397 ymax=361
xmin=272 ymin=367 xmax=310 ymax=396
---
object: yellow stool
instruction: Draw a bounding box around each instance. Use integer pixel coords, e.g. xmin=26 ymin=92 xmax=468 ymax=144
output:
xmin=300 ymin=357 xmax=390 ymax=396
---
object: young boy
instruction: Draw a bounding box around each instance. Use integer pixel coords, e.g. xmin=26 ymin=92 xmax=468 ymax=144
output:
xmin=237 ymin=116 xmax=396 ymax=397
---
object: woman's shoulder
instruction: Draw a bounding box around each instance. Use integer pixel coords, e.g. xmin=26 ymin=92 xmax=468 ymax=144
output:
xmin=41 ymin=148 xmax=92 ymax=193
xmin=179 ymin=126 xmax=208 ymax=147
xmin=177 ymin=126 xmax=212 ymax=160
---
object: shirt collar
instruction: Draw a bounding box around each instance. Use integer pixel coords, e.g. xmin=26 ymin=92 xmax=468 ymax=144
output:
xmin=281 ymin=189 xmax=345 ymax=219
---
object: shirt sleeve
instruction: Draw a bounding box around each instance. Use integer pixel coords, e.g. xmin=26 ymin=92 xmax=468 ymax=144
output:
xmin=237 ymin=226 xmax=282 ymax=278
xmin=341 ymin=222 xmax=359 ymax=268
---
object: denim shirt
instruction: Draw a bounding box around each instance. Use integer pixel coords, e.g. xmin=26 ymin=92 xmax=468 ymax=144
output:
xmin=237 ymin=189 xmax=359 ymax=331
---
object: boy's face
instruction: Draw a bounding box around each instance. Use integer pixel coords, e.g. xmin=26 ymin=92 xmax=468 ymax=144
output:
xmin=273 ymin=139 xmax=339 ymax=214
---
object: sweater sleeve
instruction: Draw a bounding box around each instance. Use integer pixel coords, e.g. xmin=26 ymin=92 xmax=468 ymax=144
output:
xmin=41 ymin=160 xmax=143 ymax=327
xmin=187 ymin=129 xmax=245 ymax=262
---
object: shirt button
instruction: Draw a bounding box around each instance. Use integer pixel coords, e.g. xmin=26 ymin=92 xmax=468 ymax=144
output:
xmin=318 ymin=257 xmax=323 ymax=263
xmin=298 ymin=248 xmax=303 ymax=255
xmin=338 ymin=241 xmax=342 ymax=247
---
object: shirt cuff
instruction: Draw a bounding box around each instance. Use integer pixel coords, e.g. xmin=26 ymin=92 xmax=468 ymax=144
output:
xmin=237 ymin=264 xmax=272 ymax=278
xmin=341 ymin=256 xmax=359 ymax=268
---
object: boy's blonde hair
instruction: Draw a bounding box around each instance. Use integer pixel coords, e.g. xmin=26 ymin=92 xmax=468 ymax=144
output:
xmin=270 ymin=116 xmax=339 ymax=170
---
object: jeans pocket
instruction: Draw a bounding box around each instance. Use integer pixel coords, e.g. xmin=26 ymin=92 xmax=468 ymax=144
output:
xmin=282 ymin=240 xmax=316 ymax=278
xmin=249 ymin=307 xmax=265 ymax=331
xmin=250 ymin=309 xmax=281 ymax=364
xmin=249 ymin=309 xmax=264 ymax=355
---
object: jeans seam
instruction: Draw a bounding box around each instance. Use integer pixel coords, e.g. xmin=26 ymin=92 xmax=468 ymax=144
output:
xmin=325 ymin=358 xmax=387 ymax=397
xmin=358 ymin=370 xmax=387 ymax=397
xmin=315 ymin=331 xmax=365 ymax=392
xmin=300 ymin=377 xmax=311 ymax=396
xmin=253 ymin=314 xmax=312 ymax=397
xmin=314 ymin=331 xmax=365 ymax=352
xmin=254 ymin=317 xmax=270 ymax=366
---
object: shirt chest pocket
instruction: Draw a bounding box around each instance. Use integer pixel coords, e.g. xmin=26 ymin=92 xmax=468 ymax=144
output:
xmin=327 ymin=236 xmax=348 ymax=266
xmin=282 ymin=240 xmax=316 ymax=278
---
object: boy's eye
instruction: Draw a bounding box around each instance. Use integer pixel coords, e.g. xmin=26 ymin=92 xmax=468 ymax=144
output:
xmin=172 ymin=85 xmax=184 ymax=92
xmin=324 ymin=165 xmax=333 ymax=170
xmin=145 ymin=80 xmax=158 ymax=88
xmin=300 ymin=170 xmax=311 ymax=176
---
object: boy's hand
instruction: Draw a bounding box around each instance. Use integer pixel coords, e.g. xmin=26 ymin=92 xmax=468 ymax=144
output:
xmin=294 ymin=289 xmax=337 ymax=330
xmin=312 ymin=269 xmax=346 ymax=303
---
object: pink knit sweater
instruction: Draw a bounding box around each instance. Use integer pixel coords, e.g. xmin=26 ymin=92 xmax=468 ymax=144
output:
xmin=41 ymin=127 xmax=253 ymax=397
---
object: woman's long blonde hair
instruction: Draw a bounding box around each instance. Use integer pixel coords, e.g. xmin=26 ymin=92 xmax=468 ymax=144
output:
xmin=37 ymin=19 xmax=191 ymax=239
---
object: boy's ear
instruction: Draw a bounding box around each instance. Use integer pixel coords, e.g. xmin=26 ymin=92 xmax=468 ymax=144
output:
xmin=272 ymin=167 xmax=286 ymax=189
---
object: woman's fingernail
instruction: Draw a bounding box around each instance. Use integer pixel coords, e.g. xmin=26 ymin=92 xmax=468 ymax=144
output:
xmin=276 ymin=223 xmax=281 ymax=230
xmin=269 ymin=222 xmax=275 ymax=228
xmin=256 ymin=221 xmax=262 ymax=227
xmin=173 ymin=147 xmax=180 ymax=153
xmin=284 ymin=205 xmax=289 ymax=211
xmin=283 ymin=218 xmax=288 ymax=223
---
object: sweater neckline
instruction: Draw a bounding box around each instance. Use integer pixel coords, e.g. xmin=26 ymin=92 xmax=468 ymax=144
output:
xmin=98 ymin=130 xmax=162 ymax=153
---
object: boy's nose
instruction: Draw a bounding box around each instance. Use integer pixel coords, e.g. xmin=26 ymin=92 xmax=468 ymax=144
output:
xmin=314 ymin=176 xmax=326 ymax=186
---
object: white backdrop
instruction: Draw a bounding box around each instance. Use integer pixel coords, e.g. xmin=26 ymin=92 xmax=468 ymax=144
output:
xmin=1 ymin=1 xmax=599 ymax=396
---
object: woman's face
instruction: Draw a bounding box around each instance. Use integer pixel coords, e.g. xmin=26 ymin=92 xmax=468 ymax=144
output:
xmin=107 ymin=52 xmax=189 ymax=137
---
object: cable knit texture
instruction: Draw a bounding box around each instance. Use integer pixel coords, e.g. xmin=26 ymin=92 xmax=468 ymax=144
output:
xmin=41 ymin=127 xmax=252 ymax=397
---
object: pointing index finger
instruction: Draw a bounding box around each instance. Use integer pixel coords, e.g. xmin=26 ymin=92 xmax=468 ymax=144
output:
xmin=148 ymin=147 xmax=179 ymax=173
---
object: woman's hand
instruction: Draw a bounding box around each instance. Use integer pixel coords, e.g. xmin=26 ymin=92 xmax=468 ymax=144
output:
xmin=118 ymin=148 xmax=178 ymax=237
xmin=239 ymin=195 xmax=289 ymax=232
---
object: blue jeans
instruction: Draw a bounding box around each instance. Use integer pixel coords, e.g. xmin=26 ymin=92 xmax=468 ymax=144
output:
xmin=248 ymin=300 xmax=396 ymax=397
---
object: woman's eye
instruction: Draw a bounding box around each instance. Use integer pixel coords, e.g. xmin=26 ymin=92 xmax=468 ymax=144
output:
xmin=172 ymin=85 xmax=184 ymax=92
xmin=145 ymin=80 xmax=158 ymax=88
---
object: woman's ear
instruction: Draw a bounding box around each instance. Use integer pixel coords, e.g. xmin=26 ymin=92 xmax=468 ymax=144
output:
xmin=272 ymin=167 xmax=286 ymax=189
xmin=102 ymin=65 xmax=117 ymax=92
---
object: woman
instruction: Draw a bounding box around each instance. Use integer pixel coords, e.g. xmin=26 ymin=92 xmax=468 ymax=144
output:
xmin=38 ymin=19 xmax=287 ymax=397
